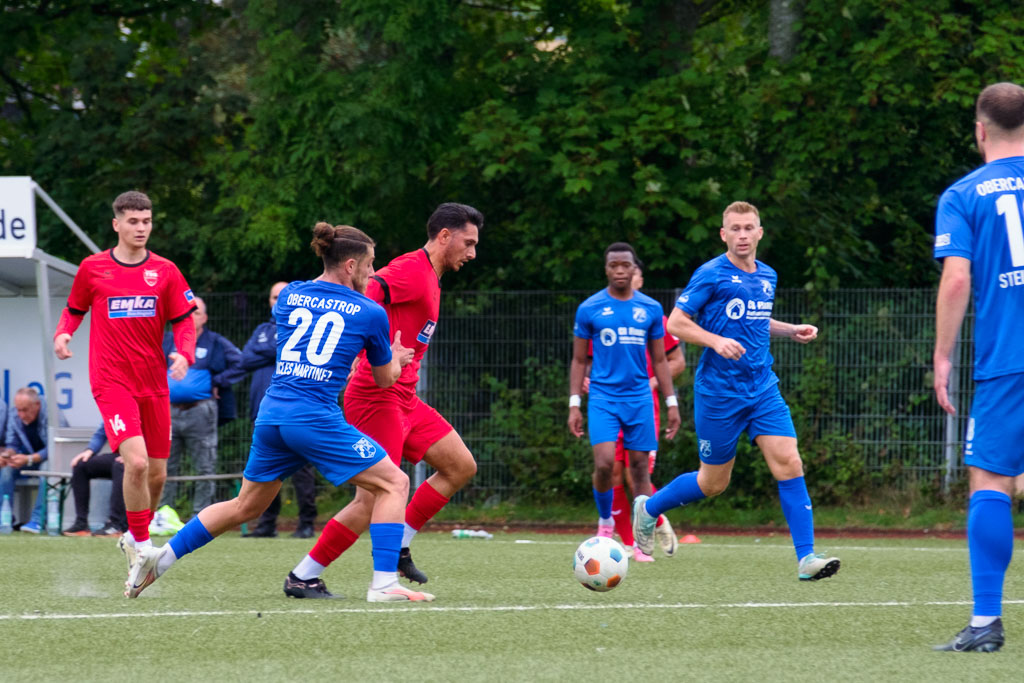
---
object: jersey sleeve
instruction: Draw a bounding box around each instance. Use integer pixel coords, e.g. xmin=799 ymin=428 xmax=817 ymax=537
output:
xmin=573 ymin=304 xmax=593 ymax=340
xmin=164 ymin=265 xmax=197 ymax=322
xmin=648 ymin=304 xmax=665 ymax=340
xmin=676 ymin=264 xmax=715 ymax=317
xmin=372 ymin=258 xmax=426 ymax=306
xmin=935 ymin=189 xmax=973 ymax=261
xmin=66 ymin=259 xmax=94 ymax=314
xmin=364 ymin=305 xmax=393 ymax=367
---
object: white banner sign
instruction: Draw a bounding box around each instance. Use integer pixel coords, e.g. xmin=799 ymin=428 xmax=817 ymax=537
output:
xmin=0 ymin=297 xmax=98 ymax=427
xmin=0 ymin=176 xmax=37 ymax=257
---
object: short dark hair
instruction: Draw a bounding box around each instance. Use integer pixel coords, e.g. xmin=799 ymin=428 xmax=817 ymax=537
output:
xmin=426 ymin=202 xmax=484 ymax=240
xmin=310 ymin=222 xmax=375 ymax=268
xmin=976 ymin=82 xmax=1024 ymax=134
xmin=112 ymin=191 xmax=152 ymax=216
xmin=603 ymin=242 xmax=637 ymax=263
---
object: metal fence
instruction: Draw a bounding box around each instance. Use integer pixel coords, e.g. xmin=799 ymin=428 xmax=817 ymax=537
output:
xmin=194 ymin=288 xmax=970 ymax=506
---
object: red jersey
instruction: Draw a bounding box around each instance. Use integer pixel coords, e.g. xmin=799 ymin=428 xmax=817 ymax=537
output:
xmin=346 ymin=248 xmax=439 ymax=402
xmin=64 ymin=249 xmax=196 ymax=397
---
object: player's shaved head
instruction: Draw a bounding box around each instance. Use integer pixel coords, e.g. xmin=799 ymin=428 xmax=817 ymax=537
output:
xmin=976 ymin=83 xmax=1024 ymax=137
xmin=113 ymin=191 xmax=152 ymax=216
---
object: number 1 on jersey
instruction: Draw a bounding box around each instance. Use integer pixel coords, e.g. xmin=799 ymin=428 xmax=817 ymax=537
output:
xmin=995 ymin=194 xmax=1024 ymax=268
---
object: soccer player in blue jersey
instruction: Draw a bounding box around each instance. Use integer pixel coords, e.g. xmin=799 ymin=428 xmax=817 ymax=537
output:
xmin=126 ymin=222 xmax=434 ymax=602
xmin=932 ymin=82 xmax=1024 ymax=653
xmin=568 ymin=243 xmax=681 ymax=543
xmin=633 ymin=201 xmax=840 ymax=582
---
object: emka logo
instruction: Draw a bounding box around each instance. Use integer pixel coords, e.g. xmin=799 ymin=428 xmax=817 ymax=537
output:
xmin=108 ymin=295 xmax=158 ymax=318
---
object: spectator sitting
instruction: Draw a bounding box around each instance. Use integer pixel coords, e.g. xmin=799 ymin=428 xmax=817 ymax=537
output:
xmin=61 ymin=424 xmax=128 ymax=537
xmin=0 ymin=387 xmax=68 ymax=533
xmin=158 ymin=296 xmax=244 ymax=522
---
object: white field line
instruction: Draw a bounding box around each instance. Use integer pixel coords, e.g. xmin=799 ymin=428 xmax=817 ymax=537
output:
xmin=4 ymin=599 xmax=1024 ymax=622
xmin=505 ymin=539 xmax=970 ymax=553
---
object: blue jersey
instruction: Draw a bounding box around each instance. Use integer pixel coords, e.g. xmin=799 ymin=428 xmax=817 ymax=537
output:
xmin=257 ymin=280 xmax=392 ymax=424
xmin=675 ymin=253 xmax=779 ymax=398
xmin=573 ymin=289 xmax=665 ymax=401
xmin=935 ymin=156 xmax=1024 ymax=380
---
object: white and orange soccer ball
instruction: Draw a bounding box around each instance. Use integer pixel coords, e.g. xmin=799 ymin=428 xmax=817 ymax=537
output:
xmin=573 ymin=536 xmax=628 ymax=592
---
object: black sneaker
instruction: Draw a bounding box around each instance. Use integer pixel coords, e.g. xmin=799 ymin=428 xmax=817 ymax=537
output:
xmin=933 ymin=619 xmax=1005 ymax=652
xmin=283 ymin=572 xmax=341 ymax=599
xmin=397 ymin=547 xmax=428 ymax=584
xmin=243 ymin=527 xmax=278 ymax=538
xmin=62 ymin=521 xmax=91 ymax=537
xmin=290 ymin=525 xmax=314 ymax=539
xmin=92 ymin=523 xmax=124 ymax=537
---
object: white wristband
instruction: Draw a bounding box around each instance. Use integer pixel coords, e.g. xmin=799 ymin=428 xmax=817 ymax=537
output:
xmin=569 ymin=394 xmax=582 ymax=408
xmin=665 ymin=395 xmax=678 ymax=408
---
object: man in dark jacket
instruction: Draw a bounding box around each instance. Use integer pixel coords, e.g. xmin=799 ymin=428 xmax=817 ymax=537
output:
xmin=159 ymin=297 xmax=245 ymax=516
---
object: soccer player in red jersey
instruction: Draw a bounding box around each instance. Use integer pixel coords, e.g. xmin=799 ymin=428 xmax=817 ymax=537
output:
xmin=53 ymin=191 xmax=197 ymax=582
xmin=287 ymin=202 xmax=482 ymax=590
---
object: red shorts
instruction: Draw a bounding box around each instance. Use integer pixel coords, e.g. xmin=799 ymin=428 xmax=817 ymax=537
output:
xmin=614 ymin=402 xmax=660 ymax=473
xmin=343 ymin=393 xmax=453 ymax=466
xmin=93 ymin=388 xmax=171 ymax=459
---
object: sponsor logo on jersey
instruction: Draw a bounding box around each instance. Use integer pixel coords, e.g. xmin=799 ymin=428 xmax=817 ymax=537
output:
xmin=760 ymin=279 xmax=774 ymax=296
xmin=699 ymin=438 xmax=712 ymax=459
xmin=935 ymin=233 xmax=951 ymax=248
xmin=184 ymin=289 xmax=195 ymax=303
xmin=600 ymin=306 xmax=614 ymax=316
xmin=677 ymin=294 xmax=689 ymax=304
xmin=417 ymin=320 xmax=437 ymax=344
xmin=632 ymin=306 xmax=648 ymax=323
xmin=731 ymin=275 xmax=742 ymax=284
xmin=107 ymin=295 xmax=158 ymax=318
xmin=143 ymin=269 xmax=159 ymax=286
xmin=352 ymin=437 xmax=377 ymax=459
xmin=599 ymin=328 xmax=618 ymax=346
xmin=725 ymin=298 xmax=745 ymax=320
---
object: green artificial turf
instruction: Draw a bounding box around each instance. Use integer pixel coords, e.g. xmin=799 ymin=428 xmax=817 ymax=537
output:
xmin=1 ymin=531 xmax=1020 ymax=681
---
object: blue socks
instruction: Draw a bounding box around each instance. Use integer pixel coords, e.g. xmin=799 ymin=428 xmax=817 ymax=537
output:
xmin=968 ymin=490 xmax=1013 ymax=618
xmin=168 ymin=516 xmax=215 ymax=559
xmin=777 ymin=476 xmax=815 ymax=561
xmin=369 ymin=522 xmax=403 ymax=572
xmin=645 ymin=472 xmax=705 ymax=518
xmin=593 ymin=488 xmax=613 ymax=520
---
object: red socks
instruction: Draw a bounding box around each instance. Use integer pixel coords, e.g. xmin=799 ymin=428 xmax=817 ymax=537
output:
xmin=405 ymin=481 xmax=450 ymax=531
xmin=126 ymin=509 xmax=151 ymax=543
xmin=611 ymin=486 xmax=634 ymax=545
xmin=309 ymin=518 xmax=359 ymax=567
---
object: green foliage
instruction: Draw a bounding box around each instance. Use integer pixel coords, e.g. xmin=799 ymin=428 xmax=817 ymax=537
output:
xmin=472 ymin=360 xmax=593 ymax=501
xmin=5 ymin=1 xmax=1024 ymax=291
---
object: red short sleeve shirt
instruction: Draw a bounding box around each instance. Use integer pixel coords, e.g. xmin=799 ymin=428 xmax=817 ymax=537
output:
xmin=67 ymin=249 xmax=195 ymax=397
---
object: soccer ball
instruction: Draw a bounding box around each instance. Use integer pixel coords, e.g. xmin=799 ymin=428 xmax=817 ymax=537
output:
xmin=573 ymin=536 xmax=628 ymax=592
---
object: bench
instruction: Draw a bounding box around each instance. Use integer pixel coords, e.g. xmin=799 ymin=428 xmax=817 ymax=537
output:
xmin=19 ymin=470 xmax=243 ymax=531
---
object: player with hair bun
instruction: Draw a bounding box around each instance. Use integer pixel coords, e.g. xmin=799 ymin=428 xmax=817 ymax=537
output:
xmin=126 ymin=222 xmax=432 ymax=603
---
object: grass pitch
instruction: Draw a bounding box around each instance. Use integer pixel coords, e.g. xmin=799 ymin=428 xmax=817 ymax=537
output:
xmin=1 ymin=530 xmax=1021 ymax=682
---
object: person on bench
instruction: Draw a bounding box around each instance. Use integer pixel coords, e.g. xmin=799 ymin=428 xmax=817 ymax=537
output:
xmin=62 ymin=424 xmax=129 ymax=537
xmin=1 ymin=387 xmax=67 ymax=533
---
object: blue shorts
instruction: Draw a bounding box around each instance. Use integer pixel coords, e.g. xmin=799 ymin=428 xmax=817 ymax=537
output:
xmin=694 ymin=385 xmax=796 ymax=465
xmin=588 ymin=395 xmax=657 ymax=451
xmin=964 ymin=372 xmax=1024 ymax=476
xmin=244 ymin=417 xmax=387 ymax=486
